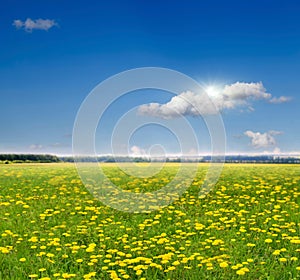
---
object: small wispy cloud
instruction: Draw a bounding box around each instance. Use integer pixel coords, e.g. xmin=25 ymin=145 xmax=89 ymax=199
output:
xmin=244 ymin=130 xmax=282 ymax=149
xmin=13 ymin=18 xmax=58 ymax=32
xmin=269 ymin=96 xmax=292 ymax=104
xmin=63 ymin=133 xmax=72 ymax=138
xmin=49 ymin=143 xmax=69 ymax=148
xmin=29 ymin=144 xmax=44 ymax=150
xmin=138 ymin=82 xmax=290 ymax=119
xmin=29 ymin=143 xmax=69 ymax=151
xmin=272 ymin=147 xmax=281 ymax=154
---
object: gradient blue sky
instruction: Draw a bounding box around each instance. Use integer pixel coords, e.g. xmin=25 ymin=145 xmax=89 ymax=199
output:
xmin=1 ymin=0 xmax=300 ymax=155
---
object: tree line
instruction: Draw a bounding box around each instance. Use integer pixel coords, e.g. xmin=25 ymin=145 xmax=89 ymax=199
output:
xmin=0 ymin=154 xmax=61 ymax=163
xmin=0 ymin=154 xmax=299 ymax=164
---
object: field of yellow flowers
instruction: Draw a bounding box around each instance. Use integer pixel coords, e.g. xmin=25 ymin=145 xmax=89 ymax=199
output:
xmin=0 ymin=163 xmax=299 ymax=280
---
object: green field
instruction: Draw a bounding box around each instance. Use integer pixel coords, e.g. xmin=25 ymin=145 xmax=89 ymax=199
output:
xmin=0 ymin=163 xmax=299 ymax=280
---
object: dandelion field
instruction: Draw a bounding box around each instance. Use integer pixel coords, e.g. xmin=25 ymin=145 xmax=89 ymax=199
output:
xmin=0 ymin=163 xmax=300 ymax=280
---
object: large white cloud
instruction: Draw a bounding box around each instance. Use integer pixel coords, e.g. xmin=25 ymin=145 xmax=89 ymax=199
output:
xmin=244 ymin=130 xmax=282 ymax=148
xmin=138 ymin=90 xmax=217 ymax=118
xmin=13 ymin=18 xmax=58 ymax=32
xmin=138 ymin=82 xmax=290 ymax=119
xmin=223 ymin=82 xmax=271 ymax=100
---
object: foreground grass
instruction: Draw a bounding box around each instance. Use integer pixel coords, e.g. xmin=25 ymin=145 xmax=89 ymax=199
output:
xmin=0 ymin=163 xmax=299 ymax=279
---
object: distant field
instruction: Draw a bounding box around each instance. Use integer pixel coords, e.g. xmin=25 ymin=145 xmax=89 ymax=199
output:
xmin=0 ymin=163 xmax=299 ymax=279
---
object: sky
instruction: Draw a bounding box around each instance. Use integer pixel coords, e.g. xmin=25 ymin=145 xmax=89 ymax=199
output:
xmin=1 ymin=0 xmax=300 ymax=156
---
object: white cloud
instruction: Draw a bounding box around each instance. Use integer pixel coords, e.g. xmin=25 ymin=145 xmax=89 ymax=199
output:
xmin=49 ymin=143 xmax=69 ymax=148
xmin=269 ymin=96 xmax=292 ymax=104
xmin=29 ymin=144 xmax=44 ymax=150
xmin=268 ymin=130 xmax=283 ymax=136
xmin=223 ymin=82 xmax=271 ymax=101
xmin=13 ymin=18 xmax=58 ymax=32
xmin=138 ymin=90 xmax=217 ymax=118
xmin=244 ymin=130 xmax=282 ymax=148
xmin=130 ymin=145 xmax=147 ymax=156
xmin=273 ymin=147 xmax=281 ymax=154
xmin=13 ymin=20 xmax=23 ymax=29
xmin=138 ymin=81 xmax=290 ymax=119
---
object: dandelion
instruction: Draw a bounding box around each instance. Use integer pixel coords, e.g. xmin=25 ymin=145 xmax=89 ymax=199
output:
xmin=236 ymin=269 xmax=246 ymax=275
xmin=273 ymin=250 xmax=281 ymax=255
xmin=219 ymin=261 xmax=229 ymax=268
xmin=83 ymin=272 xmax=96 ymax=279
xmin=62 ymin=273 xmax=77 ymax=279
xmin=136 ymin=270 xmax=143 ymax=276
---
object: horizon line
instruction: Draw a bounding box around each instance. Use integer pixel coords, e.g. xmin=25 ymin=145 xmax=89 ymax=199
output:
xmin=1 ymin=152 xmax=300 ymax=158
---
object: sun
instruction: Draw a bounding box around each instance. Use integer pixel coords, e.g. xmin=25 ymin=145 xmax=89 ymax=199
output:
xmin=204 ymin=85 xmax=221 ymax=97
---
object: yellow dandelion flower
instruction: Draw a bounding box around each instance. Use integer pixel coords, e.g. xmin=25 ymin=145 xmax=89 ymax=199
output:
xmin=236 ymin=269 xmax=246 ymax=275
xmin=172 ymin=260 xmax=180 ymax=266
xmin=241 ymin=267 xmax=249 ymax=272
xmin=219 ymin=262 xmax=228 ymax=268
xmin=136 ymin=270 xmax=143 ymax=276
xmin=273 ymin=250 xmax=281 ymax=255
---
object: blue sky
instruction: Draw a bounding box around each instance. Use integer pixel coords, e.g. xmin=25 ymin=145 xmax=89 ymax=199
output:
xmin=1 ymin=0 xmax=300 ymax=156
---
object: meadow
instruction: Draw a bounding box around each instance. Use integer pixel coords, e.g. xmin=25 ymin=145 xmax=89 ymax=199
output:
xmin=0 ymin=163 xmax=299 ymax=280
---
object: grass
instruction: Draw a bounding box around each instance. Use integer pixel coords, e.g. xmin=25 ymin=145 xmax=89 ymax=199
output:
xmin=0 ymin=163 xmax=299 ymax=279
